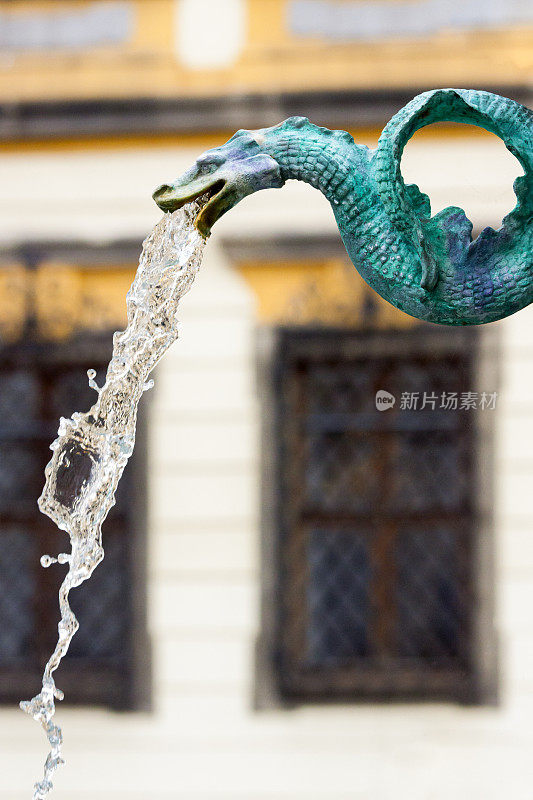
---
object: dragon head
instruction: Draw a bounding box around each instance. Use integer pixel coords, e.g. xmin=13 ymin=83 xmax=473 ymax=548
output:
xmin=153 ymin=129 xmax=284 ymax=237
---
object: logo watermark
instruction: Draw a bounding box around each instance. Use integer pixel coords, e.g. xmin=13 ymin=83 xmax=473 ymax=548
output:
xmin=375 ymin=390 xmax=497 ymax=411
xmin=375 ymin=390 xmax=396 ymax=411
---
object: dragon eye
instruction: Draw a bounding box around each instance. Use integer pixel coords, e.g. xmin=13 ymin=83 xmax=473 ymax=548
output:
xmin=197 ymin=152 xmax=225 ymax=174
xmin=196 ymin=162 xmax=212 ymax=176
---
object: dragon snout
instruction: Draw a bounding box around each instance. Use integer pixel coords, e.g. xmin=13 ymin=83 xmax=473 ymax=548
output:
xmin=153 ymin=183 xmax=173 ymax=201
xmin=152 ymin=183 xmax=177 ymax=211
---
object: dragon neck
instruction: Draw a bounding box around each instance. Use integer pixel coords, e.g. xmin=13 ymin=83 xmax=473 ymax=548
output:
xmin=255 ymin=119 xmax=404 ymax=295
xmin=257 ymin=119 xmax=371 ymax=209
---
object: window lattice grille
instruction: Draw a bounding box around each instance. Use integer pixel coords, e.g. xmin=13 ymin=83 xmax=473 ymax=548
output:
xmin=274 ymin=329 xmax=479 ymax=702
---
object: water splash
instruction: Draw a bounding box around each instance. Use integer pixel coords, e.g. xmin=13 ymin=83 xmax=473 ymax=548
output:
xmin=20 ymin=197 xmax=208 ymax=799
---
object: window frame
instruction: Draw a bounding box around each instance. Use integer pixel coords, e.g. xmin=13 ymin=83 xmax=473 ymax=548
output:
xmin=255 ymin=325 xmax=499 ymax=708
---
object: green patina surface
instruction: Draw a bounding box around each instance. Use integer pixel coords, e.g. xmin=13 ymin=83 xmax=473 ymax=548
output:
xmin=154 ymin=88 xmax=533 ymax=326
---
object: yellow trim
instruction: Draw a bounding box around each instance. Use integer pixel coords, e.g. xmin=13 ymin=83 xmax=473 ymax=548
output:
xmin=0 ymin=265 xmax=28 ymax=343
xmin=0 ymin=122 xmax=496 ymax=155
xmin=238 ymin=258 xmax=417 ymax=328
xmin=0 ymin=132 xmax=234 ymax=155
xmin=0 ymin=263 xmax=135 ymax=342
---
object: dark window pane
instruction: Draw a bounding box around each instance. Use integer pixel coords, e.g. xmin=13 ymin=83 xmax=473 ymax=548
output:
xmin=0 ymin=443 xmax=42 ymax=514
xmin=389 ymin=433 xmax=469 ymax=513
xmin=305 ymin=433 xmax=380 ymax=513
xmin=0 ymin=370 xmax=40 ymax=426
xmin=0 ymin=526 xmax=35 ymax=661
xmin=390 ymin=357 xmax=465 ymax=398
xmin=306 ymin=363 xmax=379 ymax=414
xmin=396 ymin=525 xmax=462 ymax=660
xmin=307 ymin=528 xmax=370 ymax=665
xmin=67 ymin=532 xmax=129 ymax=661
xmin=48 ymin=367 xmax=105 ymax=421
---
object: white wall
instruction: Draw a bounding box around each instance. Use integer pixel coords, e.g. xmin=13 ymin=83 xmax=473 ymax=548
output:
xmin=1 ymin=139 xmax=532 ymax=799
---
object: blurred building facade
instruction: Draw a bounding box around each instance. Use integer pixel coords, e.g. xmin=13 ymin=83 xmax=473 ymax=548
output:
xmin=0 ymin=1 xmax=532 ymax=798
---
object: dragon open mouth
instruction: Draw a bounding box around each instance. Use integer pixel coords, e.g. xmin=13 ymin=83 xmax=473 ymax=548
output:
xmin=152 ymin=178 xmax=226 ymax=236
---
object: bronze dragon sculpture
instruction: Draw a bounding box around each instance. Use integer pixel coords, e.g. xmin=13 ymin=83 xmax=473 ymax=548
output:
xmin=154 ymin=88 xmax=533 ymax=326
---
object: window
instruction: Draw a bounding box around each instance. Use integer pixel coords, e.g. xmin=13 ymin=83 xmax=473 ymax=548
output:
xmin=259 ymin=326 xmax=495 ymax=704
xmin=0 ymin=3 xmax=134 ymax=53
xmin=0 ymin=335 xmax=150 ymax=709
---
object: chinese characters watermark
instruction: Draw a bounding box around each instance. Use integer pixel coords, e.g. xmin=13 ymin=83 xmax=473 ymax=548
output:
xmin=375 ymin=390 xmax=497 ymax=411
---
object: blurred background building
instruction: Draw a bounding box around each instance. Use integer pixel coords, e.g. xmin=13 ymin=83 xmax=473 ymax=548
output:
xmin=0 ymin=1 xmax=532 ymax=798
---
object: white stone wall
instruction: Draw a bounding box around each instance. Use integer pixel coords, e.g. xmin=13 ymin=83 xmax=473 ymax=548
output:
xmin=1 ymin=139 xmax=533 ymax=799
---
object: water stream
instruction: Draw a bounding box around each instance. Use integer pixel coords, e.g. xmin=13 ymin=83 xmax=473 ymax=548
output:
xmin=20 ymin=197 xmax=208 ymax=799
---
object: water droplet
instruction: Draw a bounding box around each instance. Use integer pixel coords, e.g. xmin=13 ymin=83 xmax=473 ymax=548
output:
xmin=87 ymin=369 xmax=100 ymax=393
xmin=40 ymin=555 xmax=57 ymax=568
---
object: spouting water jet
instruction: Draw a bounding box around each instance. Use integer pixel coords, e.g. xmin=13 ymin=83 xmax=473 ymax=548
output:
xmin=21 ymin=196 xmax=208 ymax=799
